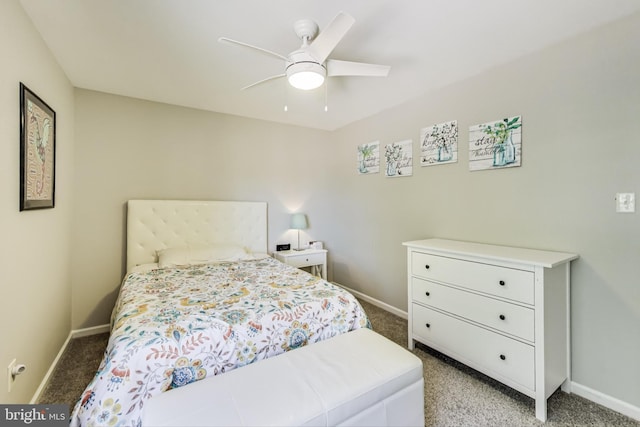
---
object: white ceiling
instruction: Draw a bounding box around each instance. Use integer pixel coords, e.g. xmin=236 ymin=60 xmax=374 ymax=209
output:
xmin=19 ymin=0 xmax=640 ymax=131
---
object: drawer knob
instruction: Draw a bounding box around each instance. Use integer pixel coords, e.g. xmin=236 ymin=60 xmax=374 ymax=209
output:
xmin=425 ymin=291 xmax=430 ymax=297
xmin=425 ymin=323 xmax=430 ymax=328
xmin=499 ymin=354 xmax=506 ymax=361
xmin=499 ymin=314 xmax=506 ymax=320
xmin=499 ymin=280 xmax=505 ymax=286
xmin=425 ymin=264 xmax=430 ymax=270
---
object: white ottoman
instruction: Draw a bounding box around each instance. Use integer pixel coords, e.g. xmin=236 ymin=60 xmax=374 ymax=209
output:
xmin=142 ymin=328 xmax=424 ymax=426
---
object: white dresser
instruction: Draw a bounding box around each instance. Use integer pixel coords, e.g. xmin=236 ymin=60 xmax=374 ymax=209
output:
xmin=403 ymin=238 xmax=578 ymax=421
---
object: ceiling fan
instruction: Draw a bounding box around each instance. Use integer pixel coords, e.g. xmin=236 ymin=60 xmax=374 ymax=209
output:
xmin=218 ymin=11 xmax=390 ymax=91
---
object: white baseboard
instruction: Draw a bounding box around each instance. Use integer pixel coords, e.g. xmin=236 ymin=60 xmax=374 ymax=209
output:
xmin=30 ymin=324 xmax=110 ymax=404
xmin=71 ymin=324 xmax=110 ymax=338
xmin=332 ymin=281 xmax=408 ymax=320
xmin=572 ymin=381 xmax=640 ymax=421
xmin=30 ymin=332 xmax=72 ymax=404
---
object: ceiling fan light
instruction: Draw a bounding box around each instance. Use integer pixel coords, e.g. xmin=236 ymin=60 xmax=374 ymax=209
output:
xmin=287 ymin=62 xmax=326 ymax=90
xmin=289 ymin=72 xmax=324 ymax=90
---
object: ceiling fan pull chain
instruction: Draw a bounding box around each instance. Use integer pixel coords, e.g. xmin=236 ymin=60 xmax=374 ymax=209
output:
xmin=284 ymin=79 xmax=289 ymax=112
xmin=324 ymin=79 xmax=329 ymax=112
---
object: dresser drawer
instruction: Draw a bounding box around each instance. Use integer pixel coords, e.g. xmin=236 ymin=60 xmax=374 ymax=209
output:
xmin=412 ymin=278 xmax=534 ymax=342
xmin=284 ymin=252 xmax=325 ymax=268
xmin=411 ymin=252 xmax=534 ymax=304
xmin=412 ymin=304 xmax=534 ymax=390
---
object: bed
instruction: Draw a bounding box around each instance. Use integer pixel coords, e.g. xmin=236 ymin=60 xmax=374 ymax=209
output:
xmin=69 ymin=200 xmax=370 ymax=427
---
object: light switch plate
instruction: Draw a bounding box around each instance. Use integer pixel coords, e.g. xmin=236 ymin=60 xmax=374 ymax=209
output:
xmin=616 ymin=193 xmax=635 ymax=213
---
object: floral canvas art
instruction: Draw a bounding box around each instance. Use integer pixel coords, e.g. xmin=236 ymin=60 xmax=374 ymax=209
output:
xmin=469 ymin=116 xmax=522 ymax=171
xmin=420 ymin=120 xmax=458 ymax=166
xmin=385 ymin=139 xmax=412 ymax=177
xmin=357 ymin=141 xmax=380 ymax=174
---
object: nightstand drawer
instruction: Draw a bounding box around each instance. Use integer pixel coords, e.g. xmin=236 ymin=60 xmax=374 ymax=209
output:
xmin=275 ymin=249 xmax=328 ymax=280
xmin=285 ymin=252 xmax=325 ymax=268
xmin=412 ymin=304 xmax=534 ymax=390
xmin=412 ymin=278 xmax=534 ymax=342
xmin=411 ymin=252 xmax=534 ymax=304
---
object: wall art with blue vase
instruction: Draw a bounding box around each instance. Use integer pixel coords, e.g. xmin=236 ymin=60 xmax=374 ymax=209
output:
xmin=469 ymin=116 xmax=522 ymax=171
xmin=420 ymin=120 xmax=458 ymax=166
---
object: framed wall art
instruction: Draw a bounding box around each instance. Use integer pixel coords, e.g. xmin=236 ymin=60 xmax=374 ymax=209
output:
xmin=20 ymin=83 xmax=56 ymax=210
xmin=469 ymin=115 xmax=521 ymax=171
xmin=385 ymin=139 xmax=412 ymax=177
xmin=420 ymin=119 xmax=458 ymax=166
xmin=357 ymin=141 xmax=380 ymax=174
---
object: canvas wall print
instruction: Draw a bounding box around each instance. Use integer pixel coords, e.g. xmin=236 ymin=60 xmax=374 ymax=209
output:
xmin=420 ymin=120 xmax=458 ymax=166
xmin=20 ymin=83 xmax=56 ymax=210
xmin=385 ymin=139 xmax=412 ymax=177
xmin=469 ymin=116 xmax=521 ymax=171
xmin=357 ymin=141 xmax=380 ymax=174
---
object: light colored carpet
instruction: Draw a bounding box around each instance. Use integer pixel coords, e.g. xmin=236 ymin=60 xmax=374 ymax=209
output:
xmin=359 ymin=299 xmax=638 ymax=427
xmin=39 ymin=299 xmax=638 ymax=426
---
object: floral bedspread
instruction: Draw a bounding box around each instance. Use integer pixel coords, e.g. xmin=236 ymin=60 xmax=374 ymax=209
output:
xmin=69 ymin=257 xmax=370 ymax=427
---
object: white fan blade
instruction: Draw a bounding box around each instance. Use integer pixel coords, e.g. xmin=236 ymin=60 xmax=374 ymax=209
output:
xmin=241 ymin=74 xmax=286 ymax=90
xmin=326 ymin=59 xmax=390 ymax=77
xmin=307 ymin=11 xmax=355 ymax=63
xmin=218 ymin=37 xmax=288 ymax=61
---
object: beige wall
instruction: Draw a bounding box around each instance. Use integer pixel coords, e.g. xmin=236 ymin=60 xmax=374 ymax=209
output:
xmin=72 ymin=91 xmax=332 ymax=327
xmin=330 ymin=12 xmax=640 ymax=408
xmin=0 ymin=1 xmax=74 ymax=404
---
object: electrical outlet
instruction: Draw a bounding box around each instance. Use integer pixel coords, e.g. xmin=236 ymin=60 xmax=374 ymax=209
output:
xmin=7 ymin=359 xmax=16 ymax=392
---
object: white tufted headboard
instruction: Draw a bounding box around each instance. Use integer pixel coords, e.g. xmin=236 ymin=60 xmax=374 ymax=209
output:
xmin=126 ymin=199 xmax=268 ymax=271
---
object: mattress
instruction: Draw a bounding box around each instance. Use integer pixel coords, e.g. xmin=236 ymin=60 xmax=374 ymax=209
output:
xmin=69 ymin=257 xmax=370 ymax=427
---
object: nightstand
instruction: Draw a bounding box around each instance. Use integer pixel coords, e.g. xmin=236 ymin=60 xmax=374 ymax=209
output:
xmin=274 ymin=249 xmax=327 ymax=280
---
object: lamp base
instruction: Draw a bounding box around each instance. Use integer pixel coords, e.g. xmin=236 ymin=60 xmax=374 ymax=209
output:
xmin=293 ymin=229 xmax=306 ymax=251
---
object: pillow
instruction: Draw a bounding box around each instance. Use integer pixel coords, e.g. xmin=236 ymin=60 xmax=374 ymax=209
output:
xmin=157 ymin=244 xmax=250 ymax=268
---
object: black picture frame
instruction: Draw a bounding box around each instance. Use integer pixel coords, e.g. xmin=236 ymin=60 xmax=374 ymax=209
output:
xmin=20 ymin=83 xmax=56 ymax=211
